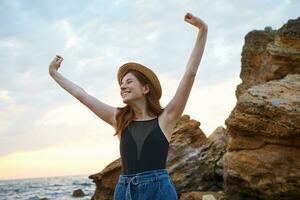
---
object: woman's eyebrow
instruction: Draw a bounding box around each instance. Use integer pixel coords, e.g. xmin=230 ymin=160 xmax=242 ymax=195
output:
xmin=121 ymin=78 xmax=133 ymax=84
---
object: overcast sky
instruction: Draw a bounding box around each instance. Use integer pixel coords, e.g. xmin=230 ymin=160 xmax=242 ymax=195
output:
xmin=0 ymin=0 xmax=299 ymax=180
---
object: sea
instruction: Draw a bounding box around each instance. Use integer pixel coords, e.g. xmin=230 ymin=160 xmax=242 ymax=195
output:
xmin=0 ymin=175 xmax=96 ymax=200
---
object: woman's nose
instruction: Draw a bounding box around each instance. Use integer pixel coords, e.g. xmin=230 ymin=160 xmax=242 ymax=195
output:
xmin=120 ymin=83 xmax=127 ymax=89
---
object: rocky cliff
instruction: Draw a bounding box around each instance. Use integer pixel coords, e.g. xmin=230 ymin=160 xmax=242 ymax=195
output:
xmin=224 ymin=17 xmax=300 ymax=200
xmin=236 ymin=17 xmax=300 ymax=98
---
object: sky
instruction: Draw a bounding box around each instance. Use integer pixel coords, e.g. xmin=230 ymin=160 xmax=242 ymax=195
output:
xmin=0 ymin=0 xmax=299 ymax=180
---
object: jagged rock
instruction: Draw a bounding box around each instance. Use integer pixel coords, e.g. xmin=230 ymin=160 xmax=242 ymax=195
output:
xmin=224 ymin=74 xmax=300 ymax=200
xmin=202 ymin=194 xmax=216 ymax=200
xmin=166 ymin=117 xmax=227 ymax=194
xmin=89 ymin=115 xmax=228 ymax=199
xmin=89 ymin=159 xmax=121 ymax=200
xmin=223 ymin=16 xmax=300 ymax=200
xmin=179 ymin=191 xmax=223 ymax=200
xmin=227 ymin=75 xmax=300 ymax=150
xmin=72 ymin=188 xmax=85 ymax=197
xmin=236 ymin=17 xmax=300 ymax=98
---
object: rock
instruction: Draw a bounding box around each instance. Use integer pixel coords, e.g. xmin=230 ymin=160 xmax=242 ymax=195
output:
xmin=179 ymin=191 xmax=223 ymax=200
xmin=39 ymin=198 xmax=49 ymax=200
xmin=264 ymin=26 xmax=272 ymax=32
xmin=223 ymin=16 xmax=300 ymax=200
xmin=227 ymin=74 xmax=300 ymax=150
xmin=202 ymin=194 xmax=216 ymax=200
xmin=224 ymin=75 xmax=300 ymax=200
xmin=89 ymin=115 xmax=228 ymax=199
xmin=89 ymin=159 xmax=121 ymax=200
xmin=72 ymin=189 xmax=85 ymax=197
xmin=236 ymin=17 xmax=300 ymax=98
xmin=166 ymin=117 xmax=227 ymax=194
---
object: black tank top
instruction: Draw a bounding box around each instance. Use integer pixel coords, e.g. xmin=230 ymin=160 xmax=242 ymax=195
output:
xmin=119 ymin=117 xmax=169 ymax=175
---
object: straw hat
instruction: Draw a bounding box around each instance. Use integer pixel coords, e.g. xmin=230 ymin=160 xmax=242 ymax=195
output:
xmin=117 ymin=62 xmax=162 ymax=99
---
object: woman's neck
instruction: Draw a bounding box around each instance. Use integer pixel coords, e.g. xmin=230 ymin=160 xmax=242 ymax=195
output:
xmin=127 ymin=99 xmax=156 ymax=120
xmin=132 ymin=111 xmax=156 ymax=120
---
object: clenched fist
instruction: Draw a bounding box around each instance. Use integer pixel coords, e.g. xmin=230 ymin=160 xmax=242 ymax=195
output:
xmin=184 ymin=12 xmax=207 ymax=30
xmin=49 ymin=55 xmax=63 ymax=74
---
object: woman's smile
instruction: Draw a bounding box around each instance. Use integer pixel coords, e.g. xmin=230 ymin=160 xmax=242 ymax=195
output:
xmin=121 ymin=90 xmax=131 ymax=98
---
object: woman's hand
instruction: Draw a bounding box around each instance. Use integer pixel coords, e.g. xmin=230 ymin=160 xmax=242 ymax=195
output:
xmin=184 ymin=12 xmax=207 ymax=30
xmin=49 ymin=55 xmax=63 ymax=74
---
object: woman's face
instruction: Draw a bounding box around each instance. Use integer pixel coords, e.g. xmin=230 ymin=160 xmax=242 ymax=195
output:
xmin=120 ymin=72 xmax=149 ymax=104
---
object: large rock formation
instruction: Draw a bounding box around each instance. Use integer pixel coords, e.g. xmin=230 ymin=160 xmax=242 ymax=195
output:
xmin=223 ymin=17 xmax=300 ymax=200
xmin=236 ymin=17 xmax=300 ymax=98
xmin=89 ymin=115 xmax=228 ymax=199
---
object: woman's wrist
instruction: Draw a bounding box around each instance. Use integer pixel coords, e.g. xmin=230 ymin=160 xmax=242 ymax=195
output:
xmin=197 ymin=23 xmax=208 ymax=31
xmin=49 ymin=68 xmax=58 ymax=76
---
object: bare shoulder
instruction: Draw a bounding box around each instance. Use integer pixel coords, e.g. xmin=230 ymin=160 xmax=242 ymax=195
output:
xmin=158 ymin=110 xmax=178 ymax=143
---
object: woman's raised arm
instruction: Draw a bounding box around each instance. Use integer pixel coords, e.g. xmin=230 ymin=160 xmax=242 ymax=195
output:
xmin=49 ymin=55 xmax=117 ymax=128
xmin=163 ymin=13 xmax=208 ymax=122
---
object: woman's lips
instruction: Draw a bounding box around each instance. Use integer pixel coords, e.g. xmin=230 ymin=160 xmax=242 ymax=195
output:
xmin=121 ymin=91 xmax=130 ymax=97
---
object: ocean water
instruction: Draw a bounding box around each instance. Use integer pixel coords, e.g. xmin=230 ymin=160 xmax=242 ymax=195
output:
xmin=0 ymin=175 xmax=96 ymax=200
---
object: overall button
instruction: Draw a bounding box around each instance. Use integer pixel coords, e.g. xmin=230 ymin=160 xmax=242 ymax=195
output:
xmin=131 ymin=176 xmax=138 ymax=185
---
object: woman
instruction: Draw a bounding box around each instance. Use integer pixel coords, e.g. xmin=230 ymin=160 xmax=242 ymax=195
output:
xmin=49 ymin=12 xmax=207 ymax=200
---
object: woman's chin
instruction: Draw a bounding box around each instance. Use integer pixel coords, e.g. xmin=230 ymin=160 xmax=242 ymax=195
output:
xmin=122 ymin=98 xmax=130 ymax=104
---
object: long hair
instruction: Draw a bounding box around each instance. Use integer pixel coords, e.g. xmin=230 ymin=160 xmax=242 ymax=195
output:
xmin=113 ymin=70 xmax=164 ymax=137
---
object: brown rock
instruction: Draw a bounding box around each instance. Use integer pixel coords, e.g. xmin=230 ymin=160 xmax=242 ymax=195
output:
xmin=226 ymin=74 xmax=300 ymax=151
xmin=224 ymin=144 xmax=300 ymax=200
xmin=179 ymin=191 xmax=223 ymax=200
xmin=166 ymin=117 xmax=227 ymax=193
xmin=224 ymin=16 xmax=300 ymax=200
xmin=89 ymin=159 xmax=121 ymax=200
xmin=224 ymin=75 xmax=300 ymax=199
xmin=236 ymin=17 xmax=300 ymax=98
xmin=72 ymin=188 xmax=85 ymax=197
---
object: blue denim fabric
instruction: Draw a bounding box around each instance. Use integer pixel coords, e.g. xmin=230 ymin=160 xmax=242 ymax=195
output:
xmin=113 ymin=168 xmax=178 ymax=200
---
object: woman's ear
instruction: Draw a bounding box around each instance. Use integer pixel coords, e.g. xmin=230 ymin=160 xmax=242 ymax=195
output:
xmin=143 ymin=84 xmax=150 ymax=95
